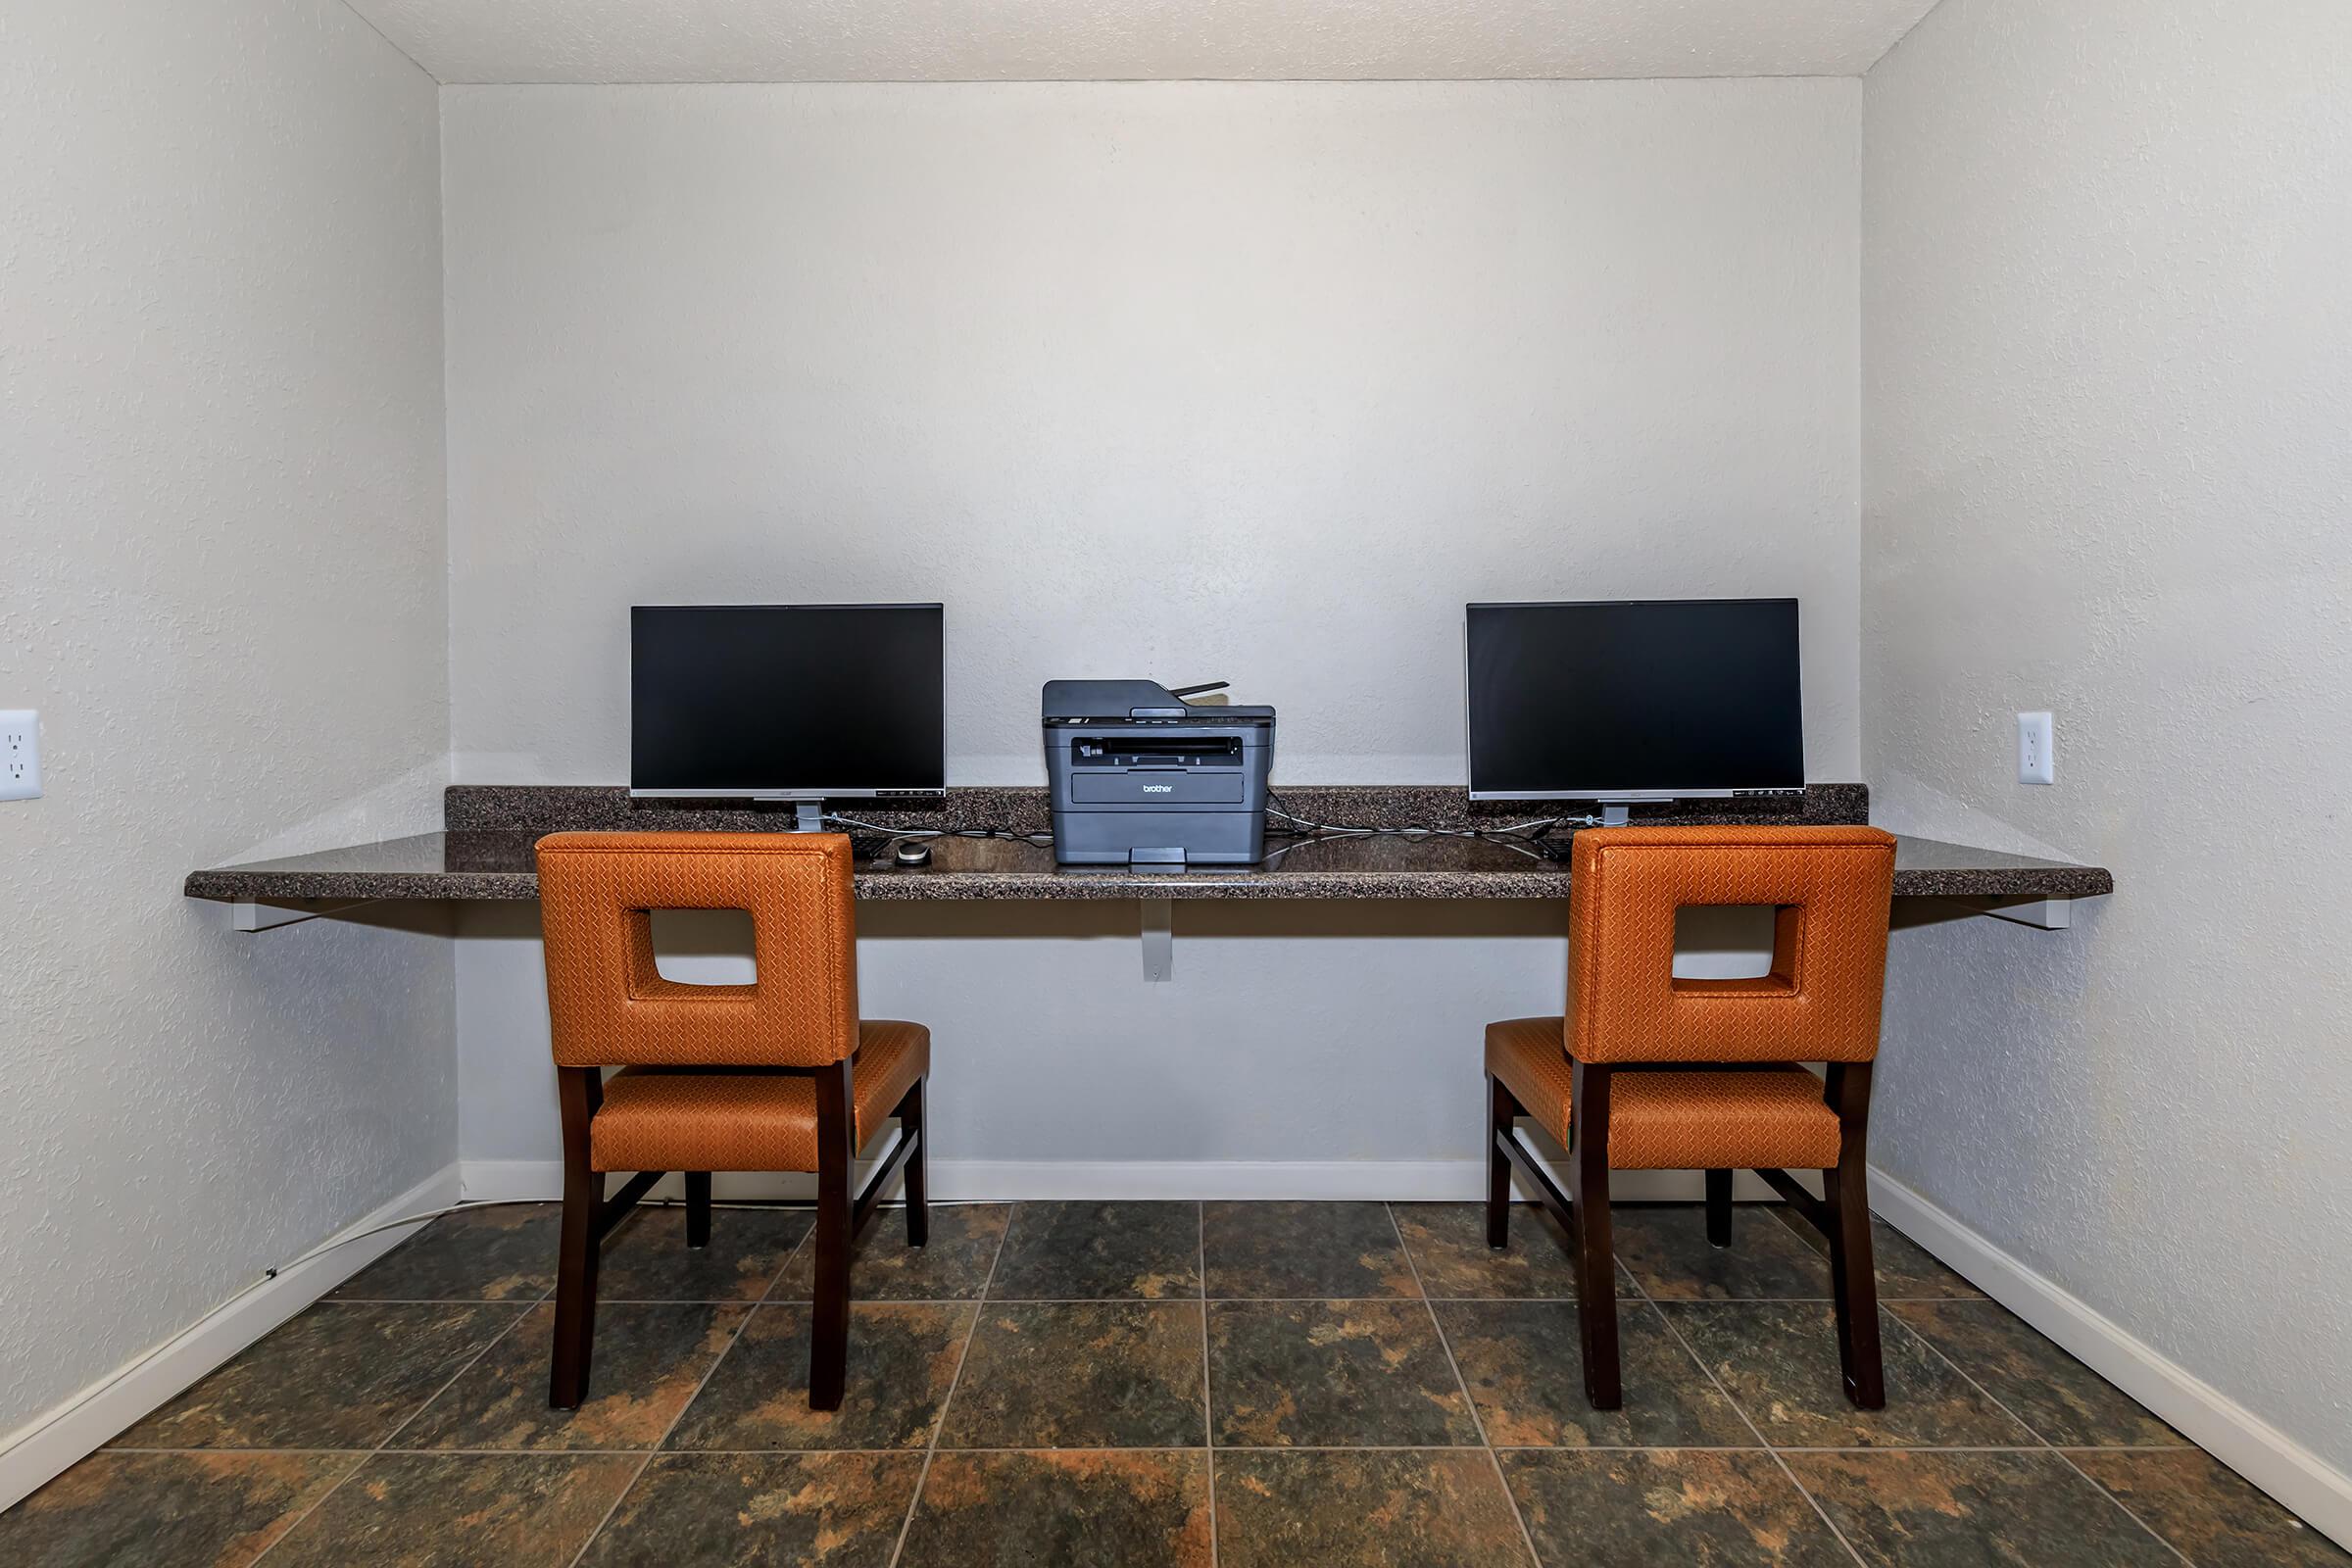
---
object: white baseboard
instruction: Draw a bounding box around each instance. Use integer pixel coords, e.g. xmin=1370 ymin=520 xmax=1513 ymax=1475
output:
xmin=929 ymin=1161 xmax=1781 ymax=1201
xmin=1869 ymin=1166 xmax=2351 ymax=1550
xmin=0 ymin=1161 xmax=464 ymax=1515
xmin=458 ymin=1155 xmax=1784 ymax=1206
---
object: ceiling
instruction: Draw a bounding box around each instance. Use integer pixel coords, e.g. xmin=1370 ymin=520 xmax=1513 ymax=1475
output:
xmin=348 ymin=0 xmax=1943 ymax=84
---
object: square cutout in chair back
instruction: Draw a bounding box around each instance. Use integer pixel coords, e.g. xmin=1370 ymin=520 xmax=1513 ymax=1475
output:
xmin=1672 ymin=905 xmax=1776 ymax=981
xmin=649 ymin=906 xmax=757 ymax=985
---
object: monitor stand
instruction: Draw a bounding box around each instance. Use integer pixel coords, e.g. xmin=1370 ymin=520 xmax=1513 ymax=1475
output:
xmin=793 ymin=800 xmax=825 ymax=833
xmin=1598 ymin=803 xmax=1633 ymax=827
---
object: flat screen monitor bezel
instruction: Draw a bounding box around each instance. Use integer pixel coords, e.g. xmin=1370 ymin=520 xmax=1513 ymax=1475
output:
xmin=628 ymin=601 xmax=947 ymax=801
xmin=1462 ymin=597 xmax=1804 ymax=803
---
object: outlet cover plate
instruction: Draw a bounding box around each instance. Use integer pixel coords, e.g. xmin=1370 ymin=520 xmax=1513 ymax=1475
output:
xmin=2017 ymin=710 xmax=2054 ymax=786
xmin=1 ymin=710 xmax=42 ymax=801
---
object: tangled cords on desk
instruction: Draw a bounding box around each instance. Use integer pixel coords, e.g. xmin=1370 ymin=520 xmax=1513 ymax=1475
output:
xmin=1263 ymin=792 xmax=1600 ymax=862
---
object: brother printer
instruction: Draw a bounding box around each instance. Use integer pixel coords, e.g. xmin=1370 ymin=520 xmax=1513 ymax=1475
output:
xmin=1042 ymin=679 xmax=1276 ymax=865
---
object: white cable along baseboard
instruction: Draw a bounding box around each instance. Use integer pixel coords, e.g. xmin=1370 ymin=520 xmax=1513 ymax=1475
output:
xmin=0 ymin=1161 xmax=464 ymax=1515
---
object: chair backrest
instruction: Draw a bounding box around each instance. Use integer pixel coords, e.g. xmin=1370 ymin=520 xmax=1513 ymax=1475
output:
xmin=537 ymin=831 xmax=859 ymax=1069
xmin=1566 ymin=825 xmax=1896 ymax=1064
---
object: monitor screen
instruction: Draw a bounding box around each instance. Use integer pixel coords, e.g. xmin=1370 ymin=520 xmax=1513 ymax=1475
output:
xmin=1465 ymin=599 xmax=1803 ymax=800
xmin=631 ymin=604 xmax=945 ymax=798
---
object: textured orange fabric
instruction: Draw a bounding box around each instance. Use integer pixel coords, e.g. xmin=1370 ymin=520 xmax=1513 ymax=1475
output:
xmin=537 ymin=832 xmax=860 ymax=1068
xmin=1486 ymin=1016 xmax=1573 ymax=1140
xmin=1566 ymin=826 xmax=1896 ymax=1064
xmin=590 ymin=1021 xmax=929 ymax=1173
xmin=1486 ymin=1018 xmax=1840 ymax=1170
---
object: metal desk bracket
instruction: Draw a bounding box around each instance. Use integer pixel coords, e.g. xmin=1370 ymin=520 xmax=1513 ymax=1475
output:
xmin=1949 ymin=896 xmax=2076 ymax=930
xmin=1141 ymin=899 xmax=1174 ymax=981
xmin=231 ymin=899 xmax=375 ymax=933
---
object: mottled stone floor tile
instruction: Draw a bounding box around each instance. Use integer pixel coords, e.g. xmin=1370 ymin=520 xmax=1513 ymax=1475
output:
xmin=575 ymin=1451 xmax=921 ymax=1568
xmin=331 ymin=1204 xmax=561 ymax=1302
xmin=1890 ymin=1299 xmax=2183 ymax=1447
xmin=1201 ymin=1201 xmax=1419 ymax=1299
xmin=1439 ymin=1299 xmax=1752 ymax=1447
xmin=1764 ymin=1209 xmax=1984 ymax=1299
xmin=393 ymin=1301 xmax=747 ymax=1451
xmin=898 ymin=1450 xmax=1212 ymax=1568
xmin=987 ymin=1202 xmax=1200 ymax=1300
xmin=664 ymin=1301 xmax=973 ymax=1451
xmin=771 ymin=1203 xmax=1008 ymax=1301
xmin=1785 ymin=1450 xmax=2178 ymax=1567
xmin=112 ymin=1302 xmax=524 ymax=1450
xmin=1214 ymin=1448 xmax=1533 ymax=1568
xmin=1502 ymin=1448 xmax=1850 ymax=1567
xmin=1208 ymin=1300 xmax=1479 ymax=1447
xmin=1859 ymin=1220 xmax=1984 ymax=1299
xmin=0 ymin=1450 xmax=362 ymax=1568
xmin=1663 ymin=1302 xmax=2033 ymax=1447
xmin=1614 ymin=1205 xmax=1838 ymax=1300
xmin=595 ymin=1205 xmax=811 ymax=1302
xmin=261 ymin=1452 xmax=641 ymax=1568
xmin=940 ymin=1302 xmax=1205 ymax=1449
xmin=1392 ymin=1202 xmax=1632 ymax=1300
xmin=2069 ymin=1448 xmax=2352 ymax=1567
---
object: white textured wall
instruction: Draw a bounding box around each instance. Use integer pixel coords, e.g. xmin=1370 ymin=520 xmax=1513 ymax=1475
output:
xmin=0 ymin=0 xmax=453 ymax=1435
xmin=1863 ymin=0 xmax=2352 ymax=1477
xmin=443 ymin=80 xmax=1861 ymax=1168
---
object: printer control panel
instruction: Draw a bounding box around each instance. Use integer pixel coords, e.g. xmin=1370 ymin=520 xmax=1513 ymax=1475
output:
xmin=1066 ymin=734 xmax=1249 ymax=807
xmin=1071 ymin=736 xmax=1244 ymax=769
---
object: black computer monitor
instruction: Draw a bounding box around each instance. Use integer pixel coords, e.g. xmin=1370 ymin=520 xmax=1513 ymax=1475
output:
xmin=630 ymin=604 xmax=945 ymax=806
xmin=1465 ymin=599 xmax=1803 ymax=812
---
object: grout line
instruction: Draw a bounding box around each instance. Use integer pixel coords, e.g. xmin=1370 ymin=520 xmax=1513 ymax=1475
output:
xmin=1200 ymin=1201 xmax=1219 ymax=1568
xmin=1623 ymin=1228 xmax=1872 ymax=1568
xmin=564 ymin=1196 xmax=819 ymax=1567
xmin=1888 ymin=1309 xmax=2197 ymax=1568
xmin=248 ymin=1297 xmax=543 ymax=1565
xmin=564 ymin=1455 xmax=655 ymax=1567
xmin=884 ymin=1197 xmax=1013 ymax=1568
xmin=1386 ymin=1201 xmax=1544 ymax=1568
xmin=2045 ymin=1449 xmax=2199 ymax=1567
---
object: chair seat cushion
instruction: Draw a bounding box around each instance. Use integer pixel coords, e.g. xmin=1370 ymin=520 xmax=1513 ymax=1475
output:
xmin=590 ymin=1019 xmax=928 ymax=1173
xmin=1485 ymin=1015 xmax=1841 ymax=1171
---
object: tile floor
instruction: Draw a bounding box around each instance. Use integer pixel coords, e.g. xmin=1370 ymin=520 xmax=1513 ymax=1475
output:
xmin=4 ymin=1200 xmax=2343 ymax=1567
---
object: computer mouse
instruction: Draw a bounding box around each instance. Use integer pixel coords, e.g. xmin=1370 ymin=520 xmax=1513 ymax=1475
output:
xmin=893 ymin=841 xmax=933 ymax=867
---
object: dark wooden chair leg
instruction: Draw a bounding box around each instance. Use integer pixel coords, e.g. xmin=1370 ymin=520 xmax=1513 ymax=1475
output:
xmin=1824 ymin=1062 xmax=1885 ymax=1409
xmin=901 ymin=1078 xmax=929 ymax=1248
xmin=1705 ymin=1168 xmax=1734 ymax=1248
xmin=685 ymin=1171 xmax=712 ymax=1250
xmin=549 ymin=1067 xmax=604 ymax=1410
xmin=1487 ymin=1074 xmax=1516 ymax=1249
xmin=1568 ymin=1060 xmax=1622 ymax=1410
xmin=808 ymin=1057 xmax=856 ymax=1412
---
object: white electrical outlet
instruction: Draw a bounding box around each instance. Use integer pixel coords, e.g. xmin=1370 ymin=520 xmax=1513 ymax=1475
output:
xmin=1 ymin=710 xmax=42 ymax=801
xmin=2017 ymin=710 xmax=2053 ymax=786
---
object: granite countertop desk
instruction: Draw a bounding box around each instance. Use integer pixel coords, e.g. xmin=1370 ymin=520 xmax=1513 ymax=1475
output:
xmin=185 ymin=784 xmax=2113 ymax=921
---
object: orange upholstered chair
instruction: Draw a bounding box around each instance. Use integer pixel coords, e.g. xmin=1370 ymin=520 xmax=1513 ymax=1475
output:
xmin=536 ymin=831 xmax=930 ymax=1412
xmin=1486 ymin=825 xmax=1896 ymax=1410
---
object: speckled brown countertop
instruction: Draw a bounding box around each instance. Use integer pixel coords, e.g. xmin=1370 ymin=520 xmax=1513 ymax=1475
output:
xmin=439 ymin=782 xmax=1875 ymax=835
xmin=183 ymin=784 xmax=2112 ymax=906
